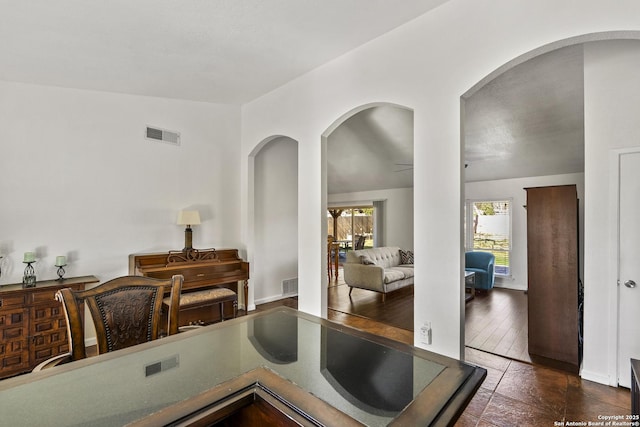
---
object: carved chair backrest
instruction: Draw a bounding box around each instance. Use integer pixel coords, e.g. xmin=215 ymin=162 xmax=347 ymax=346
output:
xmin=56 ymin=275 xmax=183 ymax=361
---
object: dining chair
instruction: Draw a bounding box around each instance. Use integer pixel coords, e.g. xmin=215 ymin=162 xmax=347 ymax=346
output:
xmin=34 ymin=274 xmax=183 ymax=370
xmin=327 ymin=236 xmax=340 ymax=280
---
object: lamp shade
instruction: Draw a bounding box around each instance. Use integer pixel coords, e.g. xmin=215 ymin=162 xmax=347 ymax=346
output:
xmin=177 ymin=210 xmax=201 ymax=226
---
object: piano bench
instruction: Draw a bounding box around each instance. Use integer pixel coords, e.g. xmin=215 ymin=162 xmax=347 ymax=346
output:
xmin=165 ymin=287 xmax=238 ymax=325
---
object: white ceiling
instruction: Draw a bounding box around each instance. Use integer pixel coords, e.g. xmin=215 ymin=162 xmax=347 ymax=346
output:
xmin=0 ymin=0 xmax=448 ymax=104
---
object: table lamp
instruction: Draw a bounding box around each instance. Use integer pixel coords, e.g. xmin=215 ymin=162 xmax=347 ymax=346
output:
xmin=177 ymin=210 xmax=201 ymax=251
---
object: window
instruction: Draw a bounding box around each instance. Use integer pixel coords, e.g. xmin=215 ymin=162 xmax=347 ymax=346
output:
xmin=465 ymin=199 xmax=511 ymax=276
xmin=327 ymin=207 xmax=373 ymax=249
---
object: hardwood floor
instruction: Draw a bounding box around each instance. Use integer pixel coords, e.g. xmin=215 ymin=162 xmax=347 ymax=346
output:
xmin=327 ymin=281 xmax=413 ymax=331
xmin=465 ymin=287 xmax=531 ymax=363
xmin=256 ymin=271 xmax=631 ymax=426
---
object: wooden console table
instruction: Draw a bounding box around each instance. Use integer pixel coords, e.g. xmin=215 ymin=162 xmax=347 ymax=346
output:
xmin=129 ymin=249 xmax=249 ymax=325
xmin=0 ymin=275 xmax=99 ymax=379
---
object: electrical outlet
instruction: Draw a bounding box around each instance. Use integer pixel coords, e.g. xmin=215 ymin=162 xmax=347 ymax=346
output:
xmin=420 ymin=322 xmax=432 ymax=345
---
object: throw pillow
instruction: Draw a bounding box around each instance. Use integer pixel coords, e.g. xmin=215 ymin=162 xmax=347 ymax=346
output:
xmin=360 ymin=256 xmax=376 ymax=265
xmin=400 ymin=249 xmax=414 ymax=265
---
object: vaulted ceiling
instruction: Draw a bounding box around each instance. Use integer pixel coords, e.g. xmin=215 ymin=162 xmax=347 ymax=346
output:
xmin=463 ymin=45 xmax=585 ymax=183
xmin=0 ymin=0 xmax=448 ymax=104
xmin=326 ymin=45 xmax=586 ymax=193
xmin=2 ymin=1 xmax=585 ymax=189
xmin=327 ymin=106 xmax=414 ymax=194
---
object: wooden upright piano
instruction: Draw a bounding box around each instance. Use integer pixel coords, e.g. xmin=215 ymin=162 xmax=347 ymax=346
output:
xmin=129 ymin=249 xmax=249 ymax=325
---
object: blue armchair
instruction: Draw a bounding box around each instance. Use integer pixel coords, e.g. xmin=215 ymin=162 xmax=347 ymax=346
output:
xmin=465 ymin=251 xmax=495 ymax=290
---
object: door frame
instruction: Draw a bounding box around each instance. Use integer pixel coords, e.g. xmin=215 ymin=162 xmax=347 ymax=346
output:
xmin=609 ymin=146 xmax=640 ymax=385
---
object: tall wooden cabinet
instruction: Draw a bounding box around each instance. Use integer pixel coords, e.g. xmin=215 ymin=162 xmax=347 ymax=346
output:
xmin=525 ymin=185 xmax=580 ymax=372
xmin=0 ymin=276 xmax=98 ymax=378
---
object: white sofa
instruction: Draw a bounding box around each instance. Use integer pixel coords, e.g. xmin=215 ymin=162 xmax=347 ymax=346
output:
xmin=343 ymin=246 xmax=414 ymax=301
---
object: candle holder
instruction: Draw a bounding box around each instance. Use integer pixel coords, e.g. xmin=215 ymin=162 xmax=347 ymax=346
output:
xmin=23 ymin=261 xmax=36 ymax=288
xmin=56 ymin=264 xmax=67 ymax=281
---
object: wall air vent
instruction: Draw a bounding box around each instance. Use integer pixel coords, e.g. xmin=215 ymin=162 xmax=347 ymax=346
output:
xmin=282 ymin=278 xmax=298 ymax=296
xmin=146 ymin=126 xmax=180 ymax=146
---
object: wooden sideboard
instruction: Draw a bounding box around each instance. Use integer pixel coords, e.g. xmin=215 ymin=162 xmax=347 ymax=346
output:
xmin=129 ymin=249 xmax=249 ymax=325
xmin=0 ymin=275 xmax=99 ymax=379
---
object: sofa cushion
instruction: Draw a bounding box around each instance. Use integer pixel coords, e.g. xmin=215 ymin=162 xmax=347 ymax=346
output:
xmin=384 ymin=269 xmax=406 ymax=284
xmin=384 ymin=266 xmax=415 ymax=284
xmin=393 ymin=266 xmax=415 ymax=278
xmin=400 ymin=250 xmax=414 ymax=265
xmin=360 ymin=256 xmax=377 ymax=265
xmin=349 ymin=247 xmax=402 ymax=269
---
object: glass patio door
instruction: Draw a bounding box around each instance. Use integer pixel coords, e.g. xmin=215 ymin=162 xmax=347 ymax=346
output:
xmin=327 ymin=207 xmax=373 ymax=254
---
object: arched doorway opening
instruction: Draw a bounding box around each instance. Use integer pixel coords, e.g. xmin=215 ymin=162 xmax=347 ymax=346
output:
xmin=249 ymin=135 xmax=299 ymax=309
xmin=460 ymin=32 xmax=640 ymax=382
xmin=322 ymin=102 xmax=414 ymax=331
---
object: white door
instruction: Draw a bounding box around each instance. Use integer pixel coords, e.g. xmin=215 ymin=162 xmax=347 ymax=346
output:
xmin=617 ymin=150 xmax=640 ymax=388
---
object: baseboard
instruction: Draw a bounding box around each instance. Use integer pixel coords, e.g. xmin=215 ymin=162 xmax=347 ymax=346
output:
xmin=493 ymin=283 xmax=527 ymax=291
xmin=84 ymin=337 xmax=97 ymax=348
xmin=580 ymin=369 xmax=614 ymax=386
xmin=254 ymin=294 xmax=298 ymax=306
xmin=493 ymin=275 xmax=526 ymax=291
xmin=529 ymin=353 xmax=579 ymax=375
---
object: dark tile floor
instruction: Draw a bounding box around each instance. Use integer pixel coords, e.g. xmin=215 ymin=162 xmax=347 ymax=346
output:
xmin=456 ymin=347 xmax=631 ymax=426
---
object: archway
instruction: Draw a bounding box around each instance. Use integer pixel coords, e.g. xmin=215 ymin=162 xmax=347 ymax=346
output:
xmin=460 ymin=31 xmax=640 ymax=382
xmin=322 ymin=102 xmax=414 ymax=329
xmin=248 ymin=135 xmax=299 ymax=310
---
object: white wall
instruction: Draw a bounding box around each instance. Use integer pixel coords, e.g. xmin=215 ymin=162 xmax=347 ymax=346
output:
xmin=328 ymin=188 xmax=413 ymax=251
xmin=583 ymin=40 xmax=640 ymax=385
xmin=240 ymin=0 xmax=640 ymax=374
xmin=0 ymin=81 xmax=241 ymax=286
xmin=253 ymin=137 xmax=298 ymax=304
xmin=465 ymin=173 xmax=584 ymax=291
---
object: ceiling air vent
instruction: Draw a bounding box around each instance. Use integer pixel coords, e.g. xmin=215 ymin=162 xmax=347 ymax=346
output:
xmin=146 ymin=126 xmax=180 ymax=146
